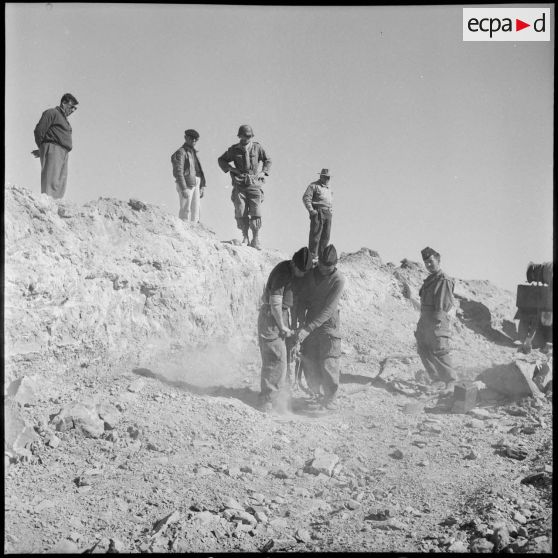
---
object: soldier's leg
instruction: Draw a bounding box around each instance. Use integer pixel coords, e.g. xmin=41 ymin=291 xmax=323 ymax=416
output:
xmin=320 ymin=334 xmax=341 ymax=403
xmin=231 ymin=188 xmax=250 ymax=242
xmin=248 ymin=189 xmax=263 ymax=249
xmin=318 ymin=211 xmax=332 ymax=259
xmin=300 ymin=335 xmax=322 ymax=395
xmin=190 ymin=177 xmax=201 ymax=222
xmin=308 ymin=212 xmax=323 ymax=261
xmin=431 ymin=336 xmax=457 ymax=383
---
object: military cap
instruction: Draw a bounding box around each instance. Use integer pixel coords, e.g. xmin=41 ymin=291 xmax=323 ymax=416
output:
xmin=237 ymin=124 xmax=254 ymax=138
xmin=421 ymin=246 xmax=440 ymax=261
xmin=292 ymin=247 xmax=312 ymax=272
xmin=184 ymin=129 xmax=200 ymax=139
xmin=319 ymin=244 xmax=338 ymax=266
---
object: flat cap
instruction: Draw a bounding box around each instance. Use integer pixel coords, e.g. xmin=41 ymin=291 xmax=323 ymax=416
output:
xmin=184 ymin=129 xmax=200 ymax=139
xmin=319 ymin=244 xmax=338 ymax=266
xmin=292 ymin=247 xmax=312 ymax=272
xmin=421 ymin=246 xmax=440 ymax=260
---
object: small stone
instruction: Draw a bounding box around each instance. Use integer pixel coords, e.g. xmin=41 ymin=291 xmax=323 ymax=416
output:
xmin=470 ymin=537 xmax=494 ymax=553
xmin=46 ymin=435 xmax=61 ymax=448
xmin=463 ymin=450 xmax=478 ymax=460
xmin=513 ymin=511 xmax=527 ymax=524
xmin=345 ymin=499 xmax=361 ymax=510
xmin=447 ymin=540 xmax=468 ymax=552
xmin=254 ymin=511 xmax=268 ymax=523
xmin=223 ymin=496 xmax=243 ymax=511
xmin=7 ymin=377 xmax=39 ymax=406
xmin=108 ymin=539 xmax=125 ymax=553
xmin=127 ymin=425 xmax=141 ymax=440
xmin=127 ymin=379 xmax=145 ymax=393
xmin=517 ymin=526 xmax=528 ymax=538
xmin=295 ymin=529 xmax=312 ymax=543
xmin=389 ymin=449 xmax=404 ymax=460
xmin=417 ymin=460 xmax=429 ymax=467
xmin=467 ymin=419 xmax=485 ymax=429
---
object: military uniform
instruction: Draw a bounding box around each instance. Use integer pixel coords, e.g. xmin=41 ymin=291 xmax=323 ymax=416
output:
xmin=217 ymin=136 xmax=271 ymax=247
xmin=296 ymin=247 xmax=346 ymax=404
xmin=415 ymin=269 xmax=457 ymax=383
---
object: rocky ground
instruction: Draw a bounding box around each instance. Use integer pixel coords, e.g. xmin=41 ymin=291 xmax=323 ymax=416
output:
xmin=4 ymin=185 xmax=553 ymax=553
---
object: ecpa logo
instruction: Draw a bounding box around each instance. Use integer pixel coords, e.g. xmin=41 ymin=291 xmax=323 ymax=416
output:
xmin=463 ymin=8 xmax=551 ymax=41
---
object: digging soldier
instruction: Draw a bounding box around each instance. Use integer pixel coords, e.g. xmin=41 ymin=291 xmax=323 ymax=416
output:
xmin=294 ymin=244 xmax=345 ymax=410
xmin=303 ymin=168 xmax=333 ymax=262
xmin=33 ymin=93 xmax=79 ymax=199
xmin=171 ymin=129 xmax=207 ymax=222
xmin=258 ymin=247 xmax=313 ymax=413
xmin=217 ymin=125 xmax=272 ymax=249
xmin=414 ymin=247 xmax=457 ymax=391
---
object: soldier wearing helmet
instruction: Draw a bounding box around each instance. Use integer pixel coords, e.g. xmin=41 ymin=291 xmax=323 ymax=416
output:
xmin=217 ymin=125 xmax=272 ymax=249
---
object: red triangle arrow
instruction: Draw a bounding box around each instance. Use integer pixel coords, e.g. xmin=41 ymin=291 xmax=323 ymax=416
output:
xmin=516 ymin=19 xmax=530 ymax=31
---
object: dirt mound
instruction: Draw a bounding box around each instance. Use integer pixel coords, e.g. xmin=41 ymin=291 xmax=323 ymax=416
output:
xmin=5 ymin=185 xmax=551 ymax=553
xmin=5 ymin=185 xmax=517 ymax=383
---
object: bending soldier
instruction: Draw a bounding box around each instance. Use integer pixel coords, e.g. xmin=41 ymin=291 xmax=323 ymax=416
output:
xmin=294 ymin=245 xmax=346 ymax=410
xmin=258 ymin=247 xmax=313 ymax=413
xmin=414 ymin=246 xmax=457 ymax=390
xmin=217 ymin=125 xmax=272 ymax=249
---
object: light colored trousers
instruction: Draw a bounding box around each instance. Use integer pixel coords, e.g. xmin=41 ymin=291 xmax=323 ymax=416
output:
xmin=176 ymin=177 xmax=201 ymax=222
xmin=40 ymin=142 xmax=69 ymax=199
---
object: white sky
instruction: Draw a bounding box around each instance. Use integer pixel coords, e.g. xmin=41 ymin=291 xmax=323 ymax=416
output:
xmin=5 ymin=3 xmax=554 ymax=292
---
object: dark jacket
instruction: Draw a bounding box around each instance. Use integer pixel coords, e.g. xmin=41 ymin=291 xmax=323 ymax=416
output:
xmin=417 ymin=270 xmax=455 ymax=336
xmin=34 ymin=107 xmax=73 ymax=151
xmin=171 ymin=144 xmax=206 ymax=191
xmin=217 ymin=141 xmax=271 ymax=188
xmin=296 ymin=267 xmax=345 ymax=337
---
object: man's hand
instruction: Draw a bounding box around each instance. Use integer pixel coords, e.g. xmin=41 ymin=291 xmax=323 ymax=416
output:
xmin=296 ymin=328 xmax=310 ymax=343
xmin=279 ymin=327 xmax=294 ymax=338
xmin=200 ymin=187 xmax=205 ymax=199
xmin=256 ymin=171 xmax=267 ymax=181
xmin=229 ymin=167 xmax=241 ymax=176
xmin=309 ymin=209 xmax=318 ymax=216
xmin=31 ymin=149 xmax=40 ymax=158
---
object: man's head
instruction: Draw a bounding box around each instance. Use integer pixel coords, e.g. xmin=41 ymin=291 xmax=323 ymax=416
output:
xmin=318 ymin=244 xmax=338 ymax=276
xmin=237 ymin=124 xmax=254 ymax=146
xmin=421 ymin=246 xmax=441 ymax=275
xmin=184 ymin=129 xmax=200 ymax=148
xmin=318 ymin=168 xmax=331 ymax=184
xmin=60 ymin=93 xmax=78 ymax=117
xmin=291 ymin=247 xmax=312 ymax=277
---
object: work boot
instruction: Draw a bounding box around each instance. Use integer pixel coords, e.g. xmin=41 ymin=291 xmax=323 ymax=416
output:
xmin=250 ymin=231 xmax=261 ymax=250
xmin=259 ymin=400 xmax=273 ymax=413
xmin=323 ymin=397 xmax=338 ymax=411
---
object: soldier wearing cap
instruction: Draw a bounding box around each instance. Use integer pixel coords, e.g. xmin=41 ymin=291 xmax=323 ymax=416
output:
xmin=171 ymin=129 xmax=207 ymax=222
xmin=302 ymin=169 xmax=333 ymax=261
xmin=258 ymin=247 xmax=313 ymax=412
xmin=217 ymin=125 xmax=272 ymax=249
xmin=294 ymin=244 xmax=346 ymax=410
xmin=414 ymin=247 xmax=457 ymax=389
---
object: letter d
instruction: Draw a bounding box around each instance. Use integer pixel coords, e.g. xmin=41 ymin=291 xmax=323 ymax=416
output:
xmin=534 ymin=13 xmax=545 ymax=32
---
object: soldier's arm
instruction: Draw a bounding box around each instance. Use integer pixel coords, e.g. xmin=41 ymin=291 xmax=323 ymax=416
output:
xmin=172 ymin=148 xmax=187 ymax=191
xmin=304 ymin=275 xmax=346 ymax=333
xmin=217 ymin=148 xmax=235 ymax=174
xmin=259 ymin=145 xmax=272 ymax=175
xmin=302 ymin=184 xmax=315 ymax=213
xmin=33 ymin=109 xmax=56 ymax=148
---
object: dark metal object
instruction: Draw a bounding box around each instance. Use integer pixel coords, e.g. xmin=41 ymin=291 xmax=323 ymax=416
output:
xmin=451 ymin=381 xmax=478 ymax=413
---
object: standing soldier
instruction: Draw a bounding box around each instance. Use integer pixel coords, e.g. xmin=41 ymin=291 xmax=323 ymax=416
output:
xmin=33 ymin=93 xmax=79 ymax=199
xmin=414 ymin=247 xmax=457 ymax=390
xmin=171 ymin=129 xmax=207 ymax=222
xmin=294 ymin=244 xmax=345 ymax=410
xmin=217 ymin=125 xmax=272 ymax=249
xmin=258 ymin=247 xmax=313 ymax=413
xmin=302 ymin=169 xmax=333 ymax=262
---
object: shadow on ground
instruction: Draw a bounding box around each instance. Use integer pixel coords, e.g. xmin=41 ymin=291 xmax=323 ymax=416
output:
xmin=455 ymin=296 xmax=516 ymax=347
